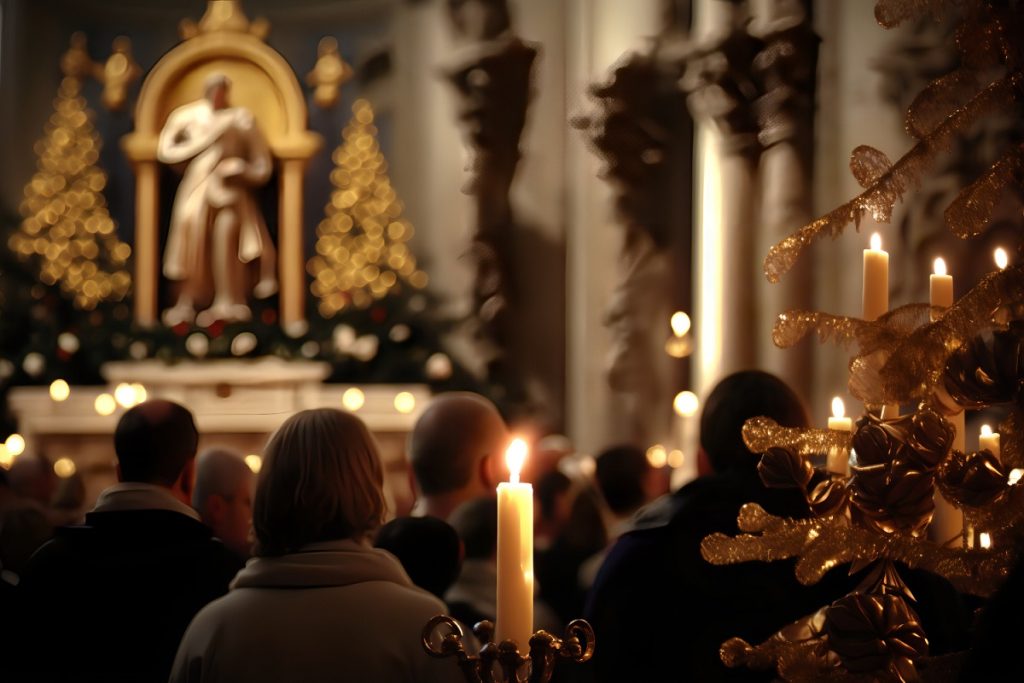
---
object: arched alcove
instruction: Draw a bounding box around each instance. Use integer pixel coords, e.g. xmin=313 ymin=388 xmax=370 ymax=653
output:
xmin=121 ymin=0 xmax=321 ymax=328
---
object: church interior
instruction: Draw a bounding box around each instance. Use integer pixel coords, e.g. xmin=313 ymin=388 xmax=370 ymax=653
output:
xmin=1 ymin=0 xmax=1023 ymax=681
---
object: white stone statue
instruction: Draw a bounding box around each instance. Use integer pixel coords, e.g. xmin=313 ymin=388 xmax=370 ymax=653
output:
xmin=158 ymin=73 xmax=277 ymax=327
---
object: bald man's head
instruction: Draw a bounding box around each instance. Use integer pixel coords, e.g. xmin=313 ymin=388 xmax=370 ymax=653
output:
xmin=114 ymin=400 xmax=198 ymax=486
xmin=409 ymin=393 xmax=508 ymax=498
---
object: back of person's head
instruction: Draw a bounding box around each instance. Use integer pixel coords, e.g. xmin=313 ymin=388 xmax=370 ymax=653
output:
xmin=408 ymin=392 xmax=507 ymax=497
xmin=374 ymin=516 xmax=462 ymax=598
xmin=448 ymin=496 xmax=498 ymax=560
xmin=114 ymin=400 xmax=198 ymax=485
xmin=536 ymin=469 xmax=571 ymax=524
xmin=192 ymin=448 xmax=251 ymax=517
xmin=8 ymin=454 xmax=56 ymax=506
xmin=594 ymin=445 xmax=651 ymax=516
xmin=700 ymin=370 xmax=808 ymax=474
xmin=254 ymin=408 xmax=386 ymax=556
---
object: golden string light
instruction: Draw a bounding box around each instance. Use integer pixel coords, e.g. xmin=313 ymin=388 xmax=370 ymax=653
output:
xmin=308 ymin=99 xmax=428 ymax=317
xmin=11 ymin=77 xmax=131 ymax=309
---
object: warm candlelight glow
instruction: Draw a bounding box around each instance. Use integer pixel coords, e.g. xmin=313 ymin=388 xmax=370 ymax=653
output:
xmin=5 ymin=434 xmax=25 ymax=457
xmin=667 ymin=449 xmax=685 ymax=469
xmin=933 ymin=257 xmax=947 ymax=276
xmin=114 ymin=383 xmax=137 ymax=408
xmin=981 ymin=424 xmax=993 ymax=437
xmin=870 ymin=232 xmax=881 ymax=251
xmin=342 ymin=387 xmax=365 ymax=411
xmin=506 ymin=438 xmax=528 ymax=484
xmin=646 ymin=445 xmax=668 ymax=468
xmin=393 ymin=391 xmax=416 ymax=414
xmin=131 ymin=383 xmax=147 ymax=404
xmin=831 ymin=396 xmax=846 ymax=419
xmin=94 ymin=393 xmax=116 ymax=416
xmin=673 ymin=391 xmax=699 ymax=417
xmin=980 ymin=532 xmax=992 ymax=549
xmin=54 ymin=457 xmax=77 ymax=478
xmin=244 ymin=454 xmax=263 ymax=474
xmin=995 ymin=247 xmax=1009 ymax=270
xmin=0 ymin=444 xmax=10 ymax=469
xmin=49 ymin=379 xmax=70 ymax=402
xmin=1010 ymin=468 xmax=1024 ymax=486
xmin=670 ymin=311 xmax=691 ymax=337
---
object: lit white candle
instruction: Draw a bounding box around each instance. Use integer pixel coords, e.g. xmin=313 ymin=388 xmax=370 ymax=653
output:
xmin=496 ymin=438 xmax=533 ymax=648
xmin=863 ymin=233 xmax=889 ymax=322
xmin=979 ymin=424 xmax=1001 ymax=460
xmin=930 ymin=257 xmax=953 ymax=321
xmin=827 ymin=397 xmax=853 ymax=475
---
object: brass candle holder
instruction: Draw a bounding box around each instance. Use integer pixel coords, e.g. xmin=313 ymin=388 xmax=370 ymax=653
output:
xmin=422 ymin=615 xmax=595 ymax=683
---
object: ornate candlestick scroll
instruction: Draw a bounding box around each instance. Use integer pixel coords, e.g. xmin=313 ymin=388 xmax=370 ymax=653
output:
xmin=422 ymin=616 xmax=594 ymax=683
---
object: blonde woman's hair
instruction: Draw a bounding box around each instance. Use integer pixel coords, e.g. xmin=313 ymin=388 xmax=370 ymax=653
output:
xmin=253 ymin=409 xmax=386 ymax=556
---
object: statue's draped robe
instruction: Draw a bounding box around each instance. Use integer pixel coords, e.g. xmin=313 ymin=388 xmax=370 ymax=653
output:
xmin=158 ymin=101 xmax=272 ymax=285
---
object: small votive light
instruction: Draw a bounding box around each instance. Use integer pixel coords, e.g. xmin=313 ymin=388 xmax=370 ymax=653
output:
xmin=646 ymin=444 xmax=668 ymax=468
xmin=505 ymin=438 xmax=528 ymax=484
xmin=53 ymin=457 xmax=76 ymax=478
xmin=131 ymin=383 xmax=147 ymax=403
xmin=94 ymin=393 xmax=116 ymax=416
xmin=394 ymin=391 xmax=416 ymax=414
xmin=342 ymin=387 xmax=365 ymax=411
xmin=49 ymin=379 xmax=71 ymax=402
xmin=244 ymin=455 xmax=262 ymax=474
xmin=667 ymin=449 xmax=685 ymax=469
xmin=995 ymin=247 xmax=1009 ymax=270
xmin=1009 ymin=468 xmax=1024 ymax=486
xmin=5 ymin=434 xmax=25 ymax=457
xmin=0 ymin=444 xmax=12 ymax=469
xmin=113 ymin=383 xmax=136 ymax=408
xmin=673 ymin=391 xmax=699 ymax=418
xmin=980 ymin=532 xmax=992 ymax=549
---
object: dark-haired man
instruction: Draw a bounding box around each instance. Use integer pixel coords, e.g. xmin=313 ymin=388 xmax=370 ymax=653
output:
xmin=12 ymin=400 xmax=240 ymax=683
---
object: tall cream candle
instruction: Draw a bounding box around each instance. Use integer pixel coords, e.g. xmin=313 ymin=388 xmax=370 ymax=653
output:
xmin=827 ymin=396 xmax=853 ymax=475
xmin=863 ymin=232 xmax=889 ymax=322
xmin=496 ymin=438 xmax=533 ymax=648
xmin=930 ymin=257 xmax=953 ymax=321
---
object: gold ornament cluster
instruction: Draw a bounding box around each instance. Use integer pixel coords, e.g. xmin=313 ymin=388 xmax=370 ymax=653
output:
xmin=705 ymin=0 xmax=1024 ymax=680
xmin=308 ymin=99 xmax=427 ymax=318
xmin=11 ymin=76 xmax=131 ymax=310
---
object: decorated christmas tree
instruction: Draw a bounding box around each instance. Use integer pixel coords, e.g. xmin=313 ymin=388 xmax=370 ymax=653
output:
xmin=309 ymin=98 xmax=428 ymax=318
xmin=10 ymin=75 xmax=131 ymax=310
xmin=703 ymin=1 xmax=1024 ymax=680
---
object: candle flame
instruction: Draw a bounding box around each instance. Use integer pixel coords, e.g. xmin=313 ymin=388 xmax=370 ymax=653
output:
xmin=933 ymin=257 xmax=947 ymax=276
xmin=831 ymin=396 xmax=845 ymax=419
xmin=995 ymin=247 xmax=1009 ymax=270
xmin=981 ymin=423 xmax=993 ymax=436
xmin=670 ymin=311 xmax=691 ymax=337
xmin=505 ymin=438 xmax=528 ymax=484
xmin=980 ymin=532 xmax=992 ymax=549
xmin=870 ymin=233 xmax=882 ymax=251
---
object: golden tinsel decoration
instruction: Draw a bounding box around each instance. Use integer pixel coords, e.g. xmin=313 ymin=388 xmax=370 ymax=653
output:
xmin=308 ymin=99 xmax=428 ymax=317
xmin=11 ymin=76 xmax=131 ymax=309
xmin=707 ymin=1 xmax=1024 ymax=679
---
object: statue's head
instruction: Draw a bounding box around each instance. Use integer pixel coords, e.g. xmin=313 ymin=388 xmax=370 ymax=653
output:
xmin=203 ymin=72 xmax=231 ymax=109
